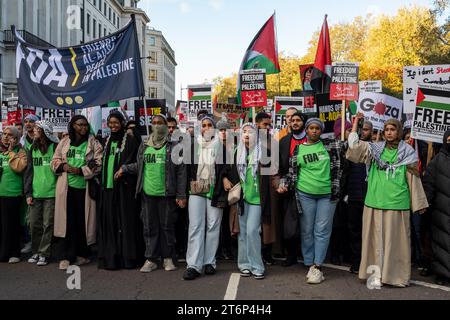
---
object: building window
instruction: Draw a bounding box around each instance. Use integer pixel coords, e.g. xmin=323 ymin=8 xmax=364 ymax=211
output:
xmin=0 ymin=54 xmax=2 ymax=79
xmin=149 ymin=51 xmax=157 ymax=64
xmin=99 ymin=23 xmax=102 ymax=37
xmin=104 ymin=3 xmax=107 ymax=16
xmin=104 ymin=28 xmax=107 ymax=37
xmin=87 ymin=13 xmax=91 ymax=35
xmin=150 ymin=88 xmax=158 ymax=99
xmin=109 ymin=8 xmax=112 ymax=21
xmin=93 ymin=19 xmax=97 ymax=38
xmin=149 ymin=36 xmax=156 ymax=46
xmin=113 ymin=12 xmax=116 ymax=25
xmin=98 ymin=0 xmax=102 ymax=11
xmin=149 ymin=70 xmax=158 ymax=81
xmin=93 ymin=0 xmax=97 ymax=6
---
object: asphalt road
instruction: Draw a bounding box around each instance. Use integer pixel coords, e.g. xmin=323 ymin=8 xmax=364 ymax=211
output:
xmin=1 ymin=259 xmax=449 ymax=300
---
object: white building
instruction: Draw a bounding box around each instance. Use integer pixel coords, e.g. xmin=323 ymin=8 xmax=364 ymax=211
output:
xmin=0 ymin=0 xmax=150 ymax=99
xmin=146 ymin=27 xmax=177 ymax=113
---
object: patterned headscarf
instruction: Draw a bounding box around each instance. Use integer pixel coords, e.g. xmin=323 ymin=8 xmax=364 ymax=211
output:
xmin=36 ymin=120 xmax=59 ymax=144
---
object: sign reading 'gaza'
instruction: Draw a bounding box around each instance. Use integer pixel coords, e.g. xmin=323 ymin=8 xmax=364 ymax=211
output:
xmin=15 ymin=19 xmax=144 ymax=109
xmin=356 ymin=92 xmax=403 ymax=131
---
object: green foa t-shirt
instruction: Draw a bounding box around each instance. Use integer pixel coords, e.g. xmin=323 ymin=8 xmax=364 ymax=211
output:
xmin=296 ymin=142 xmax=331 ymax=195
xmin=365 ymin=148 xmax=410 ymax=211
xmin=105 ymin=141 xmax=118 ymax=189
xmin=242 ymin=155 xmax=260 ymax=205
xmin=0 ymin=149 xmax=23 ymax=197
xmin=143 ymin=145 xmax=166 ymax=197
xmin=67 ymin=141 xmax=88 ymax=189
xmin=32 ymin=145 xmax=56 ymax=198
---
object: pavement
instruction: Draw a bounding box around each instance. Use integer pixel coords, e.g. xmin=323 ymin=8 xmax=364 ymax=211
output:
xmin=1 ymin=258 xmax=449 ymax=300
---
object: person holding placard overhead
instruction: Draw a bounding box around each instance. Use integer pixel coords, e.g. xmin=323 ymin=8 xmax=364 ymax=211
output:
xmin=347 ymin=112 xmax=429 ymax=288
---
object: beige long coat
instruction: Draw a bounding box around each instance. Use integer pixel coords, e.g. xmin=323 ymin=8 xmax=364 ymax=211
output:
xmin=51 ymin=136 xmax=102 ymax=245
xmin=346 ymin=135 xmax=429 ymax=286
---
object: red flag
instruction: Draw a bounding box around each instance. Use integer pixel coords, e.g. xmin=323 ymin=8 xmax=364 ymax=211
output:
xmin=310 ymin=15 xmax=332 ymax=93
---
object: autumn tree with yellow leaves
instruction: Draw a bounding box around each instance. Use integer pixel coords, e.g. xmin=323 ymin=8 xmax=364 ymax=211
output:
xmin=213 ymin=5 xmax=450 ymax=101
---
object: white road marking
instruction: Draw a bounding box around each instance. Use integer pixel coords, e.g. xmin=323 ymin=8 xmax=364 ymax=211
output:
xmin=224 ymin=273 xmax=241 ymax=300
xmin=410 ymin=280 xmax=450 ymax=292
xmin=317 ymin=261 xmax=450 ymax=292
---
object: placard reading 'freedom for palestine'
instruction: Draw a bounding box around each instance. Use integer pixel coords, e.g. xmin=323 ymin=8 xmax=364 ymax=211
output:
xmin=330 ymin=62 xmax=359 ymax=101
xmin=240 ymin=69 xmax=268 ymax=108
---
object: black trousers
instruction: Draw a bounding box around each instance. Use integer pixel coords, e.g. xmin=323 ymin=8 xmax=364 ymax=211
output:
xmin=0 ymin=197 xmax=22 ymax=261
xmin=175 ymin=205 xmax=189 ymax=258
xmin=141 ymin=195 xmax=178 ymax=261
xmin=55 ymin=187 xmax=90 ymax=262
xmin=347 ymin=201 xmax=364 ymax=268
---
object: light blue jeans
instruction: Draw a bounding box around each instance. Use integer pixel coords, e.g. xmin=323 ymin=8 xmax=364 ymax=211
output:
xmin=297 ymin=191 xmax=338 ymax=266
xmin=238 ymin=202 xmax=265 ymax=275
xmin=186 ymin=195 xmax=223 ymax=273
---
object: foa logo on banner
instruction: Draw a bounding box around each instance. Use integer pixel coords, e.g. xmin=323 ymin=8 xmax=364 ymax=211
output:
xmin=16 ymin=45 xmax=68 ymax=87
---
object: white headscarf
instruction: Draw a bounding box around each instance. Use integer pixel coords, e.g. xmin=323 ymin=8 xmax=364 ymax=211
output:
xmin=237 ymin=123 xmax=261 ymax=183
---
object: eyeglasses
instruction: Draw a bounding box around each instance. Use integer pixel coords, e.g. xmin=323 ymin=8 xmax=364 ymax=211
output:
xmin=74 ymin=122 xmax=89 ymax=128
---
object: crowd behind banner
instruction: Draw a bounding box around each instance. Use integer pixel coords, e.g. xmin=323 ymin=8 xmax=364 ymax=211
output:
xmin=0 ymin=106 xmax=449 ymax=288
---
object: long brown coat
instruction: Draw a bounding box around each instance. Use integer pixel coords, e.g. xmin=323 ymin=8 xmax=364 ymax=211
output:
xmin=51 ymin=136 xmax=103 ymax=245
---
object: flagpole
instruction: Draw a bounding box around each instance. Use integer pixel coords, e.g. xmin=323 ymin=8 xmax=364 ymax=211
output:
xmin=322 ymin=14 xmax=328 ymax=95
xmin=273 ymin=10 xmax=281 ymax=97
xmin=341 ymin=99 xmax=346 ymax=141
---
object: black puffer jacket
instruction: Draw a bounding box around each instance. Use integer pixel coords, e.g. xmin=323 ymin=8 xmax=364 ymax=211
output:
xmin=423 ymin=131 xmax=450 ymax=279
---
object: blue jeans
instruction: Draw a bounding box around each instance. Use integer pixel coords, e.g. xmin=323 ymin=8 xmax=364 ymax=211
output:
xmin=238 ymin=202 xmax=265 ymax=275
xmin=186 ymin=195 xmax=223 ymax=273
xmin=297 ymin=191 xmax=337 ymax=266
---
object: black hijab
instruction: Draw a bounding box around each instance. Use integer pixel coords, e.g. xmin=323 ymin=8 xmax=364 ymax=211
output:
xmin=107 ymin=111 xmax=126 ymax=143
xmin=443 ymin=130 xmax=450 ymax=154
xmin=68 ymin=115 xmax=90 ymax=147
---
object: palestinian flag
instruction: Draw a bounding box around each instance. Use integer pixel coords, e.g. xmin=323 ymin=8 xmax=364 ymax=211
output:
xmin=310 ymin=15 xmax=332 ymax=94
xmin=188 ymin=85 xmax=212 ymax=101
xmin=416 ymin=87 xmax=450 ymax=111
xmin=237 ymin=13 xmax=280 ymax=103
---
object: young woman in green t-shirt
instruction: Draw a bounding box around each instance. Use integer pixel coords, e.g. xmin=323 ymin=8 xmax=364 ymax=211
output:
xmin=97 ymin=111 xmax=141 ymax=271
xmin=51 ymin=115 xmax=103 ymax=271
xmin=0 ymin=126 xmax=28 ymax=264
xmin=293 ymin=118 xmax=340 ymax=285
xmin=24 ymin=121 xmax=59 ymax=267
xmin=347 ymin=113 xmax=429 ymax=288
xmin=235 ymin=123 xmax=266 ymax=280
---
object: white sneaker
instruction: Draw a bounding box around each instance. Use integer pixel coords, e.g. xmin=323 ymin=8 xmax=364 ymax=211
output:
xmin=8 ymin=257 xmax=21 ymax=264
xmin=369 ymin=277 xmax=383 ymax=289
xmin=140 ymin=260 xmax=158 ymax=273
xmin=59 ymin=260 xmax=70 ymax=271
xmin=21 ymin=242 xmax=32 ymax=254
xmin=28 ymin=254 xmax=40 ymax=264
xmin=163 ymin=258 xmax=177 ymax=271
xmin=306 ymin=266 xmax=315 ymax=279
xmin=37 ymin=256 xmax=49 ymax=266
xmin=307 ymin=266 xmax=325 ymax=284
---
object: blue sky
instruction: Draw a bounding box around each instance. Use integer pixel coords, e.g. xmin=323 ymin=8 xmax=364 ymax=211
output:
xmin=138 ymin=0 xmax=434 ymax=100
